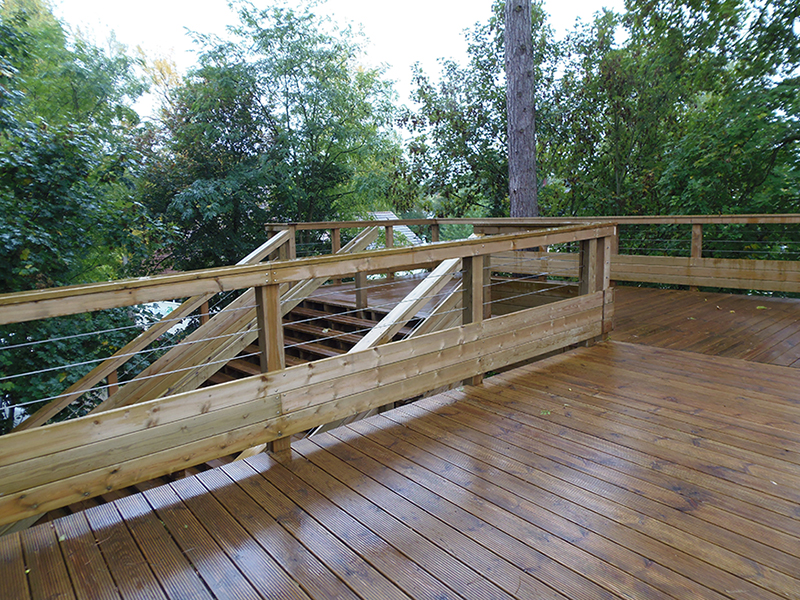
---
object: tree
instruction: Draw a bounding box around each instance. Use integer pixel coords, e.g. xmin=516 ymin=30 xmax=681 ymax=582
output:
xmin=0 ymin=1 xmax=149 ymax=433
xmin=505 ymin=0 xmax=538 ymax=217
xmin=137 ymin=2 xmax=402 ymax=270
xmin=402 ymin=0 xmax=558 ymax=218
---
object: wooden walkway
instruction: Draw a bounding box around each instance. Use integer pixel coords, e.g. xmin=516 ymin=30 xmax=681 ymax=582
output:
xmin=3 ymin=332 xmax=800 ymax=599
xmin=613 ymin=286 xmax=800 ymax=367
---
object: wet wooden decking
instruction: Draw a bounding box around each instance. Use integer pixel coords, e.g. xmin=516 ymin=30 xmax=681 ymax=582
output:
xmin=613 ymin=286 xmax=800 ymax=367
xmin=2 ymin=287 xmax=800 ymax=599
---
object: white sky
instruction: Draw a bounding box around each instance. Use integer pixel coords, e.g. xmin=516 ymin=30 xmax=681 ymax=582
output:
xmin=52 ymin=0 xmax=623 ymax=114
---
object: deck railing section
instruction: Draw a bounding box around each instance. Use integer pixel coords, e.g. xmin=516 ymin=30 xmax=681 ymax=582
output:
xmin=272 ymin=214 xmax=800 ymax=293
xmin=5 ymin=230 xmax=298 ymax=433
xmin=0 ymin=223 xmax=614 ymax=526
xmin=468 ymin=214 xmax=800 ymax=293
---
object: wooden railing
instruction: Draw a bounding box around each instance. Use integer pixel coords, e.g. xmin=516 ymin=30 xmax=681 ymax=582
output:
xmin=269 ymin=214 xmax=800 ymax=293
xmin=0 ymin=223 xmax=614 ymax=526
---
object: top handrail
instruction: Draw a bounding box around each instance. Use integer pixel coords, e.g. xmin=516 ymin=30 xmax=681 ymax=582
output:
xmin=0 ymin=223 xmax=614 ymax=325
xmin=266 ymin=213 xmax=800 ymax=231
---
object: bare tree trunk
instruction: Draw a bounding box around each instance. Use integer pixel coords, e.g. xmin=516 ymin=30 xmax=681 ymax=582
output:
xmin=505 ymin=0 xmax=538 ymax=217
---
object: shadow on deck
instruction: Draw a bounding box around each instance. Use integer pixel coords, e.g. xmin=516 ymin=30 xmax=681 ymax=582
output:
xmin=2 ymin=288 xmax=800 ymax=600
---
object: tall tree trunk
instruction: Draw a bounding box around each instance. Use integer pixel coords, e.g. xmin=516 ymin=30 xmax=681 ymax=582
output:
xmin=505 ymin=0 xmax=538 ymax=217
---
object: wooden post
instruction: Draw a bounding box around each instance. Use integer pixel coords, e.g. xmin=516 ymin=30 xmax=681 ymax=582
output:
xmin=483 ymin=254 xmax=492 ymax=320
xmin=609 ymin=232 xmax=619 ymax=255
xmin=608 ymin=229 xmax=619 ymax=287
xmin=430 ymin=223 xmax=440 ymax=243
xmin=580 ymin=235 xmax=611 ymax=343
xmin=278 ymin=225 xmax=297 ymax=261
xmin=107 ymin=370 xmax=118 ymax=396
xmin=579 ymin=238 xmax=598 ymax=296
xmin=255 ymin=284 xmax=284 ymax=373
xmin=200 ymin=301 xmax=210 ymax=325
xmin=463 ymin=255 xmax=485 ymax=385
xmin=691 ymin=224 xmax=703 ymax=258
xmin=385 ymin=225 xmax=394 ymax=281
xmin=601 ymin=235 xmax=614 ymax=337
xmin=332 ymin=227 xmax=341 ymax=285
xmin=355 ymin=271 xmax=368 ymax=314
xmin=690 ymin=224 xmax=702 ymax=291
xmin=536 ymin=245 xmax=548 ymax=281
xmin=266 ymin=229 xmax=281 ymax=262
xmin=598 ymin=236 xmax=612 ymax=292
xmin=255 ymin=284 xmax=289 ymax=454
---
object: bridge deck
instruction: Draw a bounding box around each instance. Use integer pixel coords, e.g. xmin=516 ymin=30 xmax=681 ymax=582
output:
xmin=2 ymin=288 xmax=800 ymax=600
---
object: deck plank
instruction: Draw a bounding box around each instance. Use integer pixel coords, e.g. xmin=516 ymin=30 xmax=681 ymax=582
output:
xmin=20 ymin=522 xmax=75 ymax=600
xmin=114 ymin=494 xmax=213 ymax=600
xmin=264 ymin=448 xmax=525 ymax=600
xmin=389 ymin=398 xmax=800 ymax=561
xmin=312 ymin=427 xmax=648 ymax=600
xmin=192 ymin=466 xmax=362 ymax=600
xmin=234 ymin=456 xmax=463 ymax=600
xmin=340 ymin=416 xmax=764 ymax=600
xmin=216 ymin=456 xmax=413 ymax=600
xmin=0 ymin=532 xmax=30 ymax=600
xmin=383 ymin=396 xmax=800 ymax=595
xmin=287 ymin=440 xmax=573 ymax=600
xmin=83 ymin=504 xmax=166 ymax=600
xmin=612 ymin=287 xmax=800 ymax=367
xmin=167 ymin=476 xmax=313 ymax=600
xmin=142 ymin=484 xmax=262 ymax=600
xmin=53 ymin=513 xmax=121 ymax=600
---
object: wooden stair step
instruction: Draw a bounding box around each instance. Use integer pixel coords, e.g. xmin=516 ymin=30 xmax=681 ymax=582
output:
xmin=291 ymin=303 xmax=417 ymax=338
xmin=284 ymin=355 xmax=307 ymax=367
xmin=282 ymin=321 xmax=363 ymax=346
xmin=226 ymin=358 xmax=262 ymax=376
xmin=206 ymin=372 xmax=236 ymax=385
xmin=284 ymin=335 xmax=347 ymax=358
xmin=240 ymin=345 xmax=307 ymax=368
xmin=289 ymin=305 xmax=379 ymax=329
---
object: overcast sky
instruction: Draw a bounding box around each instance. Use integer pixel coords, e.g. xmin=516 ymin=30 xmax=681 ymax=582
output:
xmin=52 ymin=0 xmax=623 ymax=114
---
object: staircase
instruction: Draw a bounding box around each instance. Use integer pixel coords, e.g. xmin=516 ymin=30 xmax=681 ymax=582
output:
xmin=206 ymin=299 xmax=421 ymax=385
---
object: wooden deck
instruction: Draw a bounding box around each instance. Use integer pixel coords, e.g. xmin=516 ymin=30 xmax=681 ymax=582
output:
xmin=613 ymin=286 xmax=800 ymax=367
xmin=3 ymin=287 xmax=800 ymax=600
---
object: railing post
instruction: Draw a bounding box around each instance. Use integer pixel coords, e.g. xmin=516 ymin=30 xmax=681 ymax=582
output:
xmin=579 ymin=238 xmax=599 ymax=295
xmin=580 ymin=234 xmax=613 ymax=342
xmin=200 ymin=300 xmax=210 ymax=325
xmin=483 ymin=254 xmax=492 ymax=320
xmin=608 ymin=227 xmax=619 ymax=287
xmin=279 ymin=225 xmax=297 ymax=261
xmin=255 ymin=284 xmax=289 ymax=454
xmin=463 ymin=254 xmax=485 ymax=385
xmin=107 ymin=370 xmax=118 ymax=396
xmin=430 ymin=223 xmax=440 ymax=243
xmin=690 ymin=224 xmax=702 ymax=291
xmin=598 ymin=235 xmax=612 ymax=292
xmin=331 ymin=227 xmax=342 ymax=285
xmin=537 ymin=245 xmax=548 ymax=281
xmin=355 ymin=271 xmax=368 ymax=315
xmin=385 ymin=225 xmax=394 ymax=281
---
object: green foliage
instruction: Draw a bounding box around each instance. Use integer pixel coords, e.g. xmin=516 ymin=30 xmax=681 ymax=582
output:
xmin=137 ymin=1 xmax=402 ymax=271
xmin=0 ymin=0 xmax=149 ymax=432
xmin=404 ymin=0 xmax=799 ymax=219
xmin=658 ymin=81 xmax=800 ymax=215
